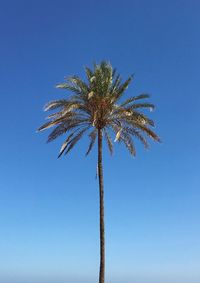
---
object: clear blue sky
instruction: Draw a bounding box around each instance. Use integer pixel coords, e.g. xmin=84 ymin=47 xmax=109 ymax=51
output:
xmin=0 ymin=1 xmax=200 ymax=283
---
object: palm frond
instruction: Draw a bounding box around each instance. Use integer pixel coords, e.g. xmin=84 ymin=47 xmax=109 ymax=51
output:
xmin=56 ymin=83 xmax=82 ymax=95
xmin=120 ymin=131 xmax=136 ymax=156
xmin=104 ymin=129 xmax=113 ymax=155
xmin=100 ymin=62 xmax=113 ymax=95
xmin=112 ymin=68 xmax=117 ymax=79
xmin=120 ymin=94 xmax=150 ymax=107
xmin=123 ymin=127 xmax=149 ymax=148
xmin=116 ymin=109 xmax=155 ymax=127
xmin=47 ymin=124 xmax=67 ymax=142
xmin=128 ymin=103 xmax=155 ymax=111
xmin=65 ymin=127 xmax=90 ymax=155
xmin=67 ymin=76 xmax=89 ymax=93
xmin=110 ymin=74 xmax=121 ymax=94
xmin=132 ymin=123 xmax=161 ymax=142
xmin=37 ymin=120 xmax=61 ymax=132
xmin=114 ymin=75 xmax=133 ymax=101
xmin=58 ymin=132 xmax=75 ymax=158
xmin=44 ymin=99 xmax=68 ymax=112
xmin=47 ymin=119 xmax=89 ymax=143
xmin=85 ymin=128 xmax=97 ymax=156
xmin=132 ymin=112 xmax=155 ymax=127
xmin=85 ymin=66 xmax=94 ymax=82
xmin=46 ymin=112 xmax=61 ymax=120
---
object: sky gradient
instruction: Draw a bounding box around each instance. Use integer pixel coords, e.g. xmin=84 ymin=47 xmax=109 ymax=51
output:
xmin=0 ymin=0 xmax=200 ymax=282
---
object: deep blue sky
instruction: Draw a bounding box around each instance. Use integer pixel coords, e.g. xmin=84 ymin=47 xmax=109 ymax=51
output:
xmin=0 ymin=1 xmax=200 ymax=283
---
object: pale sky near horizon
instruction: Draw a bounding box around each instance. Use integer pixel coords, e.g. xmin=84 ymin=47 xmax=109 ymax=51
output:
xmin=0 ymin=0 xmax=200 ymax=283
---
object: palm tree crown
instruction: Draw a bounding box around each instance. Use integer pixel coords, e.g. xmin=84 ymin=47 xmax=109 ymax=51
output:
xmin=38 ymin=61 xmax=160 ymax=156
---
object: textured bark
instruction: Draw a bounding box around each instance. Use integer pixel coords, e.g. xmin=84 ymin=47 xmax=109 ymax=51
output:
xmin=98 ymin=128 xmax=105 ymax=283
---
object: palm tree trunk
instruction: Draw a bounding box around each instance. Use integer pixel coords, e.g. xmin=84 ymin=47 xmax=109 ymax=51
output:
xmin=98 ymin=128 xmax=105 ymax=283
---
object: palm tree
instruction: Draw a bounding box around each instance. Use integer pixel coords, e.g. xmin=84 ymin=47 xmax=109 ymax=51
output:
xmin=38 ymin=61 xmax=160 ymax=283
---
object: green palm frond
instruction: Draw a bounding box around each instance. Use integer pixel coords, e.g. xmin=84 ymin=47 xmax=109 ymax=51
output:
xmin=85 ymin=66 xmax=94 ymax=82
xmin=114 ymin=75 xmax=133 ymax=101
xmin=110 ymin=74 xmax=121 ymax=94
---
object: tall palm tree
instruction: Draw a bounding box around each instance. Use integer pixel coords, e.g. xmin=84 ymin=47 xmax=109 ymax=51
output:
xmin=38 ymin=61 xmax=160 ymax=283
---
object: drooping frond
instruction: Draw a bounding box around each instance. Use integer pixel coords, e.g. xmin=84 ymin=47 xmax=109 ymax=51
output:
xmin=47 ymin=124 xmax=67 ymax=142
xmin=104 ymin=129 xmax=113 ymax=155
xmin=65 ymin=127 xmax=90 ymax=154
xmin=58 ymin=132 xmax=76 ymax=158
xmin=86 ymin=128 xmax=97 ymax=156
xmin=47 ymin=119 xmax=89 ymax=143
xmin=132 ymin=123 xmax=161 ymax=142
xmin=38 ymin=112 xmax=77 ymax=132
xmin=109 ymin=122 xmax=135 ymax=155
xmin=120 ymin=131 xmax=136 ymax=156
xmin=123 ymin=127 xmax=149 ymax=149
